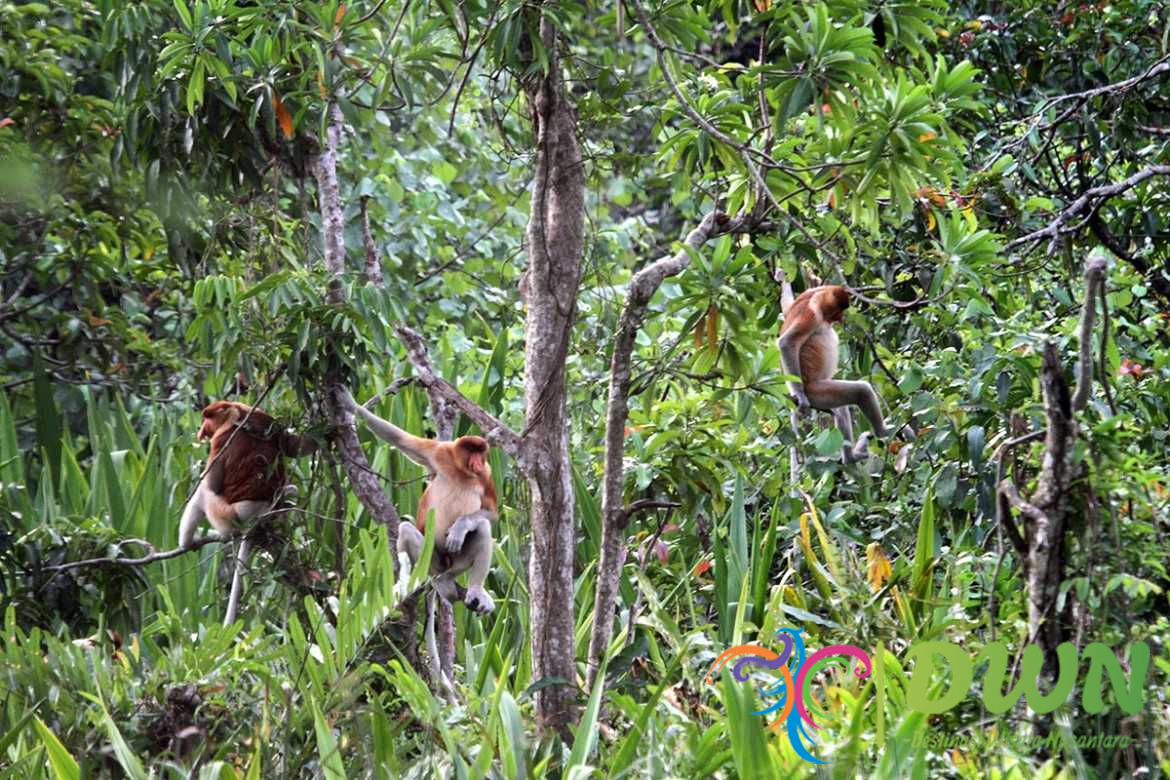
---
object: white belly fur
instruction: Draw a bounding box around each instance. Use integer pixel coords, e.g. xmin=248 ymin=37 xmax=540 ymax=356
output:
xmin=808 ymin=325 xmax=839 ymax=380
xmin=423 ymin=475 xmax=484 ymax=533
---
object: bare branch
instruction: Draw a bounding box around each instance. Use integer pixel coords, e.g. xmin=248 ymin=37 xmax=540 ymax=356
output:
xmin=394 ymin=324 xmax=524 ymax=458
xmin=330 ymin=392 xmax=404 ymax=533
xmin=1043 ymin=57 xmax=1169 ymax=109
xmin=361 ymin=377 xmax=417 ymax=409
xmin=618 ymin=499 xmax=681 ymax=526
xmin=586 ymin=208 xmax=752 ymax=691
xmin=1072 ymin=255 xmax=1108 ymax=412
xmin=48 ymin=533 xmax=229 ymax=572
xmin=998 ymin=479 xmax=1047 ymax=527
xmin=992 ymin=430 xmax=1044 ymax=558
xmin=1006 ymin=165 xmax=1170 ymax=251
xmin=360 ymin=195 xmax=385 ymax=286
xmin=0 ymin=266 xmax=84 ymax=324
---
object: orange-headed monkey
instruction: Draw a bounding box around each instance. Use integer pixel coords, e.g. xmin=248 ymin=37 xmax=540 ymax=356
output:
xmin=778 ymin=281 xmax=889 ymax=463
xmin=336 ymin=387 xmax=496 ymax=615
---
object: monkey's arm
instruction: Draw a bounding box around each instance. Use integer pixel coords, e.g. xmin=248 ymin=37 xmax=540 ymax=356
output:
xmin=336 ymin=386 xmax=438 ymax=469
xmin=279 ymin=432 xmax=318 ymax=458
xmin=202 ymin=449 xmax=227 ymax=494
xmin=178 ymin=486 xmax=205 ymax=548
xmin=778 ymin=323 xmax=812 ymax=410
xmin=178 ymin=453 xmax=227 ymax=547
xmin=777 ymin=269 xmax=796 ymax=315
xmin=445 ymin=510 xmax=495 ymax=615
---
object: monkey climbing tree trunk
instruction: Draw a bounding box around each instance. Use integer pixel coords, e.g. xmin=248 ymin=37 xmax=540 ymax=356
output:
xmin=586 ymin=211 xmax=744 ymax=691
xmin=520 ymin=13 xmax=586 ymax=737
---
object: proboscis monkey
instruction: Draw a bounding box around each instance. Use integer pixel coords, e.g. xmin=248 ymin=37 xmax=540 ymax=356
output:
xmin=778 ymin=277 xmax=889 ymax=463
xmin=179 ymin=401 xmax=314 ymax=623
xmin=335 ymin=387 xmax=497 ymax=615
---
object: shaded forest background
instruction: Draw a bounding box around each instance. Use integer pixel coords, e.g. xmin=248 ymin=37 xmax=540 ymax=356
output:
xmin=1 ymin=0 xmax=1169 ymax=776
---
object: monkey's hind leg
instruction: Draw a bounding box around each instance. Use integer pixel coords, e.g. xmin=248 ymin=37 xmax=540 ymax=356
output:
xmin=442 ymin=511 xmax=495 ymax=615
xmin=220 ymin=501 xmax=268 ymax=625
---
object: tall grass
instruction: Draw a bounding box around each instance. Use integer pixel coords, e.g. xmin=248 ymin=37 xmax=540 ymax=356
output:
xmin=0 ymin=392 xmax=1097 ymax=777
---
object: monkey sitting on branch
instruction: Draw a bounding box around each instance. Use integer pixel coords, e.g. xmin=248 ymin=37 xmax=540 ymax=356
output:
xmin=180 ymin=400 xmax=316 ymax=624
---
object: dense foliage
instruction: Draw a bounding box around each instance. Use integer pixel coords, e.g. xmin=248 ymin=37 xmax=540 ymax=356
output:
xmin=1 ymin=0 xmax=1168 ymax=776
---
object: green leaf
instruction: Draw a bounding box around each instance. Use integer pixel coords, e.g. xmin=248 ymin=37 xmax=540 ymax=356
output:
xmin=432 ymin=160 xmax=458 ymax=184
xmin=32 ymin=351 xmax=61 ymax=485
xmin=83 ymin=694 xmax=147 ymax=780
xmin=173 ymin=0 xmax=193 ymax=31
xmin=312 ymin=699 xmax=347 ymax=780
xmin=33 ymin=718 xmax=80 ymax=780
xmin=567 ymin=659 xmax=606 ymax=771
xmin=813 ymin=426 xmax=844 ymax=455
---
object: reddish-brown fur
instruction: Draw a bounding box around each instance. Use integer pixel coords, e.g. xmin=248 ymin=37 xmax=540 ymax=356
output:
xmin=415 ymin=435 xmax=497 ymax=533
xmin=199 ymin=401 xmax=287 ymax=505
xmin=779 ymin=285 xmax=850 ymax=384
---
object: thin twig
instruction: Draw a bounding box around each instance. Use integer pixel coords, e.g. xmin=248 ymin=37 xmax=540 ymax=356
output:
xmin=617 ymin=499 xmax=680 ymax=527
xmin=1006 ymin=165 xmax=1170 ymax=251
xmin=47 ymin=534 xmax=228 ymax=571
xmin=992 ymin=430 xmax=1045 ymax=557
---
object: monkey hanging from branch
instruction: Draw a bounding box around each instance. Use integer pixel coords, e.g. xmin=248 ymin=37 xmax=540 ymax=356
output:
xmin=335 ymin=386 xmax=498 ymax=698
xmin=776 ymin=269 xmax=897 ymax=465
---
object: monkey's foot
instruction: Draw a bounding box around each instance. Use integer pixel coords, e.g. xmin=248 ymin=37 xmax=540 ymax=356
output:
xmin=844 ymin=432 xmax=874 ymax=464
xmin=464 ymin=586 xmax=495 ymax=615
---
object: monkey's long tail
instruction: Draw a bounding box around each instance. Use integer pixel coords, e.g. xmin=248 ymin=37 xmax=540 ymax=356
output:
xmin=223 ymin=537 xmax=250 ymax=626
xmin=425 ymin=591 xmax=459 ymax=702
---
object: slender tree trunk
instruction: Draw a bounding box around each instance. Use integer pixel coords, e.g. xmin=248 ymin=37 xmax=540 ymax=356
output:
xmin=998 ymin=256 xmax=1106 ymax=670
xmin=360 ymin=195 xmax=385 ymax=286
xmin=316 ymin=102 xmax=346 ymax=292
xmin=313 ymin=99 xmax=402 ymax=551
xmin=586 ymin=211 xmax=734 ymax=690
xmin=521 ymin=15 xmax=586 ymax=737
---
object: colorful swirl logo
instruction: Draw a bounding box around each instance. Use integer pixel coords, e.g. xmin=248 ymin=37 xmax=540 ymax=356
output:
xmin=706 ymin=628 xmax=872 ymax=765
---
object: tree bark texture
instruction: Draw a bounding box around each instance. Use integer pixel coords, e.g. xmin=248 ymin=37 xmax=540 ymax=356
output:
xmin=521 ymin=14 xmax=586 ymax=736
xmin=315 ymin=101 xmax=347 ymax=289
xmin=360 ymin=195 xmax=385 ymax=287
xmin=586 ymin=211 xmax=733 ymax=690
xmin=313 ymin=99 xmax=402 ymax=553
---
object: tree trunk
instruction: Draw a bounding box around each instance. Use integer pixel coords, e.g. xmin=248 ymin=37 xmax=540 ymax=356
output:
xmin=586 ymin=211 xmax=733 ymax=691
xmin=520 ymin=15 xmax=586 ymax=737
xmin=998 ymin=256 xmax=1106 ymax=670
xmin=312 ymin=99 xmax=402 ymax=551
xmin=316 ymin=101 xmax=347 ymax=292
xmin=359 ymin=195 xmax=385 ymax=287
